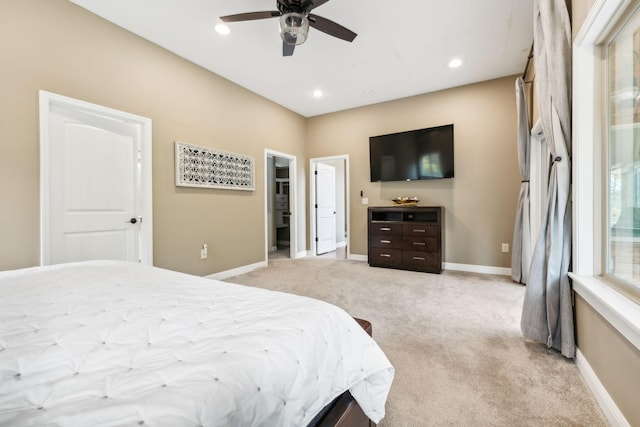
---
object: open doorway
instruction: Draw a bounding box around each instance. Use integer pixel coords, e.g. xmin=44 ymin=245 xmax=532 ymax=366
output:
xmin=265 ymin=150 xmax=296 ymax=262
xmin=310 ymin=155 xmax=349 ymax=259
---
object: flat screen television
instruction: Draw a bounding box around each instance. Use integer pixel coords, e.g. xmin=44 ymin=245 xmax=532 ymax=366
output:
xmin=369 ymin=124 xmax=454 ymax=182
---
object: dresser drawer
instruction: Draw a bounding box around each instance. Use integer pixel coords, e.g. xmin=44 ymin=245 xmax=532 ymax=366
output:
xmin=369 ymin=247 xmax=402 ymax=266
xmin=402 ymin=251 xmax=441 ymax=271
xmin=370 ymin=235 xmax=402 ymax=249
xmin=275 ymin=201 xmax=288 ymax=210
xmin=402 ymin=236 xmax=439 ymax=251
xmin=370 ymin=222 xmax=402 ymax=235
xmin=402 ymin=223 xmax=439 ymax=237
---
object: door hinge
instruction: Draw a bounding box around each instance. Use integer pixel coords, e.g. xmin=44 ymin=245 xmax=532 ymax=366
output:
xmin=315 ymin=237 xmax=318 ymax=242
xmin=314 ymin=170 xmax=318 ymax=175
xmin=315 ymin=204 xmax=318 ymax=209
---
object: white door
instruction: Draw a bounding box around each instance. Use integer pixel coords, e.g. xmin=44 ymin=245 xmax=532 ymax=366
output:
xmin=316 ymin=163 xmax=337 ymax=254
xmin=40 ymin=92 xmax=153 ymax=265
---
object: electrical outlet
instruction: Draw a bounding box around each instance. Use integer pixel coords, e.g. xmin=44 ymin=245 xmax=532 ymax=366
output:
xmin=501 ymin=243 xmax=509 ymax=253
xmin=201 ymin=244 xmax=208 ymax=259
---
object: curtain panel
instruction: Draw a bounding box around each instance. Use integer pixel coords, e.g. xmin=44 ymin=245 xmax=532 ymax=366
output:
xmin=520 ymin=0 xmax=574 ymax=358
xmin=512 ymin=77 xmax=532 ymax=285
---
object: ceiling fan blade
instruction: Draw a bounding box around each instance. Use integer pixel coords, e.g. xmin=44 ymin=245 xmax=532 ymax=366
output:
xmin=283 ymin=41 xmax=295 ymax=57
xmin=308 ymin=14 xmax=357 ymax=42
xmin=302 ymin=0 xmax=330 ymax=13
xmin=220 ymin=11 xmax=281 ymax=23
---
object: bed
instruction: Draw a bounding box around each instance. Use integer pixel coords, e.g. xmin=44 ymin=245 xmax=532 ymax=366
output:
xmin=0 ymin=260 xmax=394 ymax=426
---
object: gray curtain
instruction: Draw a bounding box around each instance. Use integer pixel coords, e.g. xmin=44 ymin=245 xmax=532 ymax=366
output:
xmin=512 ymin=77 xmax=532 ymax=285
xmin=520 ymin=0 xmax=574 ymax=358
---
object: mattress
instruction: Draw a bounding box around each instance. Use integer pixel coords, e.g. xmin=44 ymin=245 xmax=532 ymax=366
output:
xmin=0 ymin=261 xmax=394 ymax=426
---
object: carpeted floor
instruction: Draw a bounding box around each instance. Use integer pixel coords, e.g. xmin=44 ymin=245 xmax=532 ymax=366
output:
xmin=226 ymin=258 xmax=608 ymax=427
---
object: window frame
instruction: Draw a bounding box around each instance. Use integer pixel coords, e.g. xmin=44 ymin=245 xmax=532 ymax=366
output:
xmin=571 ymin=0 xmax=640 ymax=352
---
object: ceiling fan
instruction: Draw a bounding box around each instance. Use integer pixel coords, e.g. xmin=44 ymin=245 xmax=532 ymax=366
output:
xmin=220 ymin=0 xmax=357 ymax=57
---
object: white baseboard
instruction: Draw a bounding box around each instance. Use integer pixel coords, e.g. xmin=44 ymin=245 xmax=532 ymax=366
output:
xmin=348 ymin=254 xmax=368 ymax=262
xmin=444 ymin=262 xmax=511 ymax=276
xmin=336 ymin=241 xmax=346 ymax=248
xmin=576 ymin=349 xmax=630 ymax=427
xmin=347 ymin=256 xmax=510 ymax=276
xmin=206 ymin=261 xmax=267 ymax=281
xmin=205 ymin=258 xmax=509 ymax=279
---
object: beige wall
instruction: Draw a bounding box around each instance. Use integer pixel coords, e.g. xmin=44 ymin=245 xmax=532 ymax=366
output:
xmin=307 ymin=77 xmax=520 ymax=267
xmin=0 ymin=0 xmax=306 ymax=275
xmin=570 ymin=1 xmax=640 ymax=425
xmin=575 ymin=295 xmax=640 ymax=425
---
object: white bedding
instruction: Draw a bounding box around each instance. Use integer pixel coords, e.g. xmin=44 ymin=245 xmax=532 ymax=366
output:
xmin=0 ymin=261 xmax=394 ymax=426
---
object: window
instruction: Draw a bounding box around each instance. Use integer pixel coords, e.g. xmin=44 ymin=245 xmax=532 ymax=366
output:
xmin=606 ymin=4 xmax=640 ymax=295
xmin=571 ymin=0 xmax=640 ymax=354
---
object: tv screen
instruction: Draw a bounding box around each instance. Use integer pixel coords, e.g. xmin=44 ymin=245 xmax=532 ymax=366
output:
xmin=369 ymin=124 xmax=454 ymax=182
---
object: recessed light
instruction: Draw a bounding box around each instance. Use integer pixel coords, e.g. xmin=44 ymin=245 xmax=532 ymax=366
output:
xmin=215 ymin=24 xmax=230 ymax=35
xmin=448 ymin=58 xmax=462 ymax=68
xmin=313 ymin=89 xmax=323 ymax=98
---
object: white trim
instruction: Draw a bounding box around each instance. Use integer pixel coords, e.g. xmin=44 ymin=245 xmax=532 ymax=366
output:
xmin=39 ymin=90 xmax=153 ymax=265
xmin=348 ymin=254 xmax=368 ymax=262
xmin=296 ymin=250 xmax=309 ymax=259
xmin=348 ymin=256 xmax=511 ymax=276
xmin=576 ymin=349 xmax=631 ymax=427
xmin=336 ymin=241 xmax=346 ymax=248
xmin=444 ymin=262 xmax=511 ymax=276
xmin=309 ymin=155 xmax=350 ymax=258
xmin=264 ymin=149 xmax=297 ymax=262
xmin=575 ymin=0 xmax=633 ymax=46
xmin=570 ymin=273 xmax=640 ymax=352
xmin=206 ymin=261 xmax=267 ymax=281
xmin=573 ymin=20 xmax=601 ymax=276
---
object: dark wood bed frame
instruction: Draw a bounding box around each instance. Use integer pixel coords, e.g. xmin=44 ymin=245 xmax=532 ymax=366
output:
xmin=308 ymin=318 xmax=376 ymax=427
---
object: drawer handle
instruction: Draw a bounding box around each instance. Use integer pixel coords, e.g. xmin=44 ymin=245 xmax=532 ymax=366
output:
xmin=413 ymin=229 xmax=426 ymax=233
xmin=380 ymin=240 xmax=391 ymax=244
xmin=380 ymin=227 xmax=391 ymax=231
xmin=380 ymin=254 xmax=392 ymax=258
xmin=413 ymin=256 xmax=426 ymax=261
xmin=413 ymin=242 xmax=426 ymax=246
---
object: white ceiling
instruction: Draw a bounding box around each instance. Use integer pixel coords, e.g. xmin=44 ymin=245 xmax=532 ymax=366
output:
xmin=69 ymin=0 xmax=534 ymax=118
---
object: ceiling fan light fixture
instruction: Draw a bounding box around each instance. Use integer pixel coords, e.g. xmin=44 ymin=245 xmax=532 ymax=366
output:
xmin=280 ymin=12 xmax=309 ymax=46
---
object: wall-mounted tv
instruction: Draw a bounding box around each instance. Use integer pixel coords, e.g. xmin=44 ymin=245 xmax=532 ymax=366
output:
xmin=369 ymin=124 xmax=454 ymax=182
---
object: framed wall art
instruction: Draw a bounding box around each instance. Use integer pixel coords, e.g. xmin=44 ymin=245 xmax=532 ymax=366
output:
xmin=175 ymin=141 xmax=255 ymax=191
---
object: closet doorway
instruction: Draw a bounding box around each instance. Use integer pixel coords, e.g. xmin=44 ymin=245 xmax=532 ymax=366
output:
xmin=310 ymin=155 xmax=349 ymax=260
xmin=265 ymin=150 xmax=296 ymax=261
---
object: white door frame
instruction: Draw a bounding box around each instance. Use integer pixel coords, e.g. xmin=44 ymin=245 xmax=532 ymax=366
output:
xmin=264 ymin=149 xmax=297 ymax=260
xmin=39 ymin=90 xmax=153 ymax=265
xmin=309 ymin=155 xmax=350 ymax=257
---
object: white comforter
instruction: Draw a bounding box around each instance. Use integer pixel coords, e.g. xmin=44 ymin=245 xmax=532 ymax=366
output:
xmin=0 ymin=261 xmax=394 ymax=426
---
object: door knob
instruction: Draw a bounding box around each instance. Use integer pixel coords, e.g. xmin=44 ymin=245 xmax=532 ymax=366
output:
xmin=128 ymin=218 xmax=138 ymax=224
